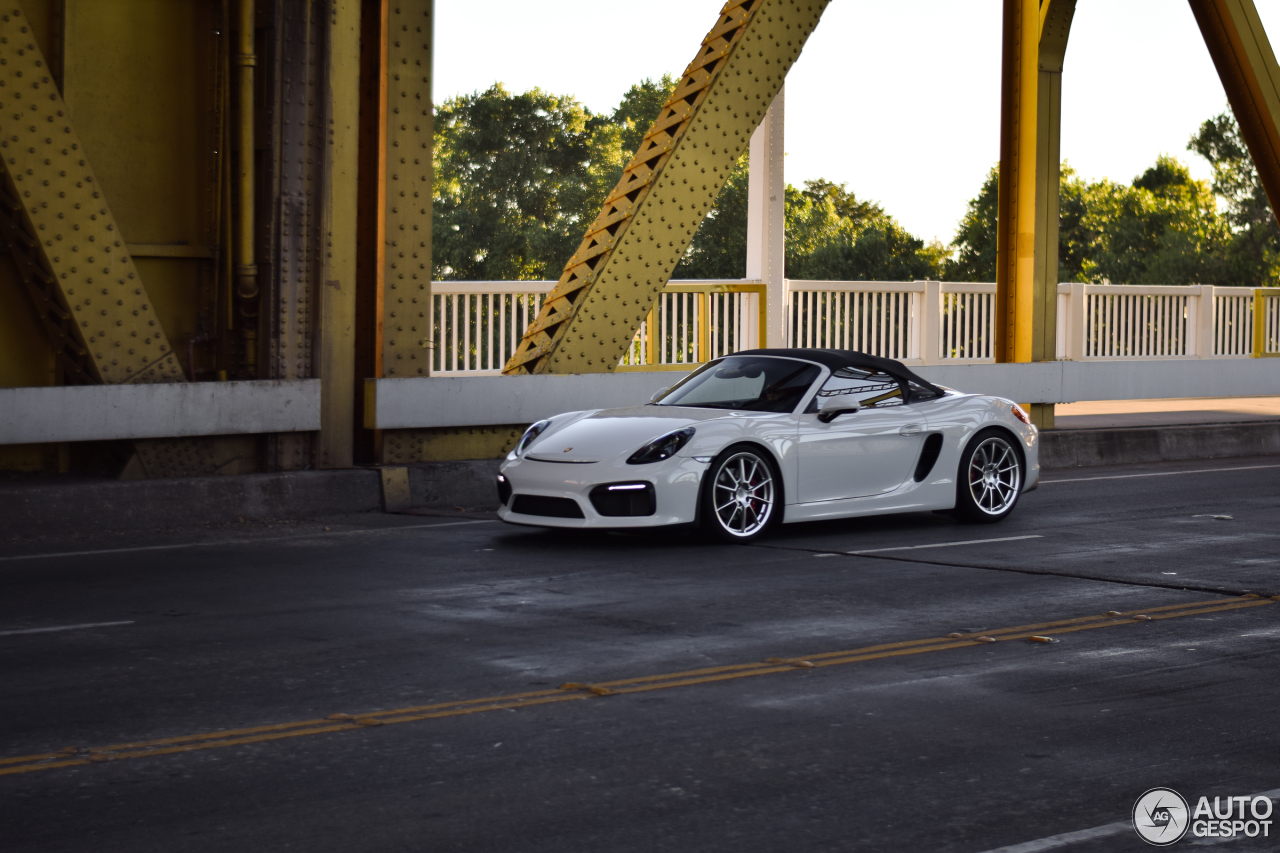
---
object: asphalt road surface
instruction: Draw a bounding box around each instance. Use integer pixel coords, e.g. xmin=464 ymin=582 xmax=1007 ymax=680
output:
xmin=3 ymin=456 xmax=1280 ymax=852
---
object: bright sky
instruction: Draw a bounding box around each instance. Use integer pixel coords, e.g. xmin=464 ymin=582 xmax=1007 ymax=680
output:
xmin=436 ymin=1 xmax=1280 ymax=247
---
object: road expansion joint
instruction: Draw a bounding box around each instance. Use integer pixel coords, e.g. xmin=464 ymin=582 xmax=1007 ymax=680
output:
xmin=751 ymin=541 xmax=1280 ymax=598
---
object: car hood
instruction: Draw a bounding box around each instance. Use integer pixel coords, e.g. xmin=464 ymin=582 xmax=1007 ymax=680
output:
xmin=525 ymin=406 xmax=732 ymax=463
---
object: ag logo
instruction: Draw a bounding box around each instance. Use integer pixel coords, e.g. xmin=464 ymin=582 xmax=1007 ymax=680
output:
xmin=1133 ymin=787 xmax=1190 ymax=846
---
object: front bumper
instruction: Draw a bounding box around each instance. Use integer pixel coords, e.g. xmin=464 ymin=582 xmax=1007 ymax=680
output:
xmin=497 ymin=453 xmax=706 ymax=529
xmin=1022 ymin=424 xmax=1041 ymax=492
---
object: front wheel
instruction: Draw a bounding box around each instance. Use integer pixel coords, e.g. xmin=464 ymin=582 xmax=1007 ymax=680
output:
xmin=701 ymin=446 xmax=780 ymax=543
xmin=952 ymin=428 xmax=1023 ymax=523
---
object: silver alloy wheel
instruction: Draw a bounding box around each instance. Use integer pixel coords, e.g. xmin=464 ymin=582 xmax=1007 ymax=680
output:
xmin=967 ymin=436 xmax=1021 ymax=515
xmin=712 ymin=451 xmax=775 ymax=538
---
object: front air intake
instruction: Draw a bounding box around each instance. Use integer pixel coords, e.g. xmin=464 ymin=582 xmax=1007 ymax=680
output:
xmin=510 ymin=495 xmax=585 ymax=518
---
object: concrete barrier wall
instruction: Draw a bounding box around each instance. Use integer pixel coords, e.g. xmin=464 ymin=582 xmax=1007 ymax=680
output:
xmin=0 ymin=379 xmax=320 ymax=445
xmin=366 ymin=360 xmax=1280 ymax=429
xmin=4 ymin=359 xmax=1279 ymax=447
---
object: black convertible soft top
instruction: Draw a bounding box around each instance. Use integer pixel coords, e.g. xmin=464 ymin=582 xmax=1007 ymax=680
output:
xmin=734 ymin=348 xmax=945 ymax=397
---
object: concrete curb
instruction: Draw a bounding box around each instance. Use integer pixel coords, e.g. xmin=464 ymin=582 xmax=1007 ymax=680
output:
xmin=1039 ymin=420 xmax=1280 ymax=469
xmin=0 ymin=469 xmax=384 ymax=539
xmin=1 ymin=421 xmax=1276 ymax=540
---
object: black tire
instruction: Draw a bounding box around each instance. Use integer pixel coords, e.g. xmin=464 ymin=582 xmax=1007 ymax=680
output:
xmin=700 ymin=445 xmax=782 ymax=543
xmin=952 ymin=428 xmax=1023 ymax=524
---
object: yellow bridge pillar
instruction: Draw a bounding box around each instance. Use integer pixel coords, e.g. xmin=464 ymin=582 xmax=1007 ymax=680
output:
xmin=996 ymin=0 xmax=1074 ymax=431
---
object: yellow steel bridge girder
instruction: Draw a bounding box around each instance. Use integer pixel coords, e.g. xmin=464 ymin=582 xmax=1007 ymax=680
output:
xmin=0 ymin=4 xmax=184 ymax=386
xmin=1190 ymin=0 xmax=1280 ymax=227
xmin=503 ymin=0 xmax=830 ymax=375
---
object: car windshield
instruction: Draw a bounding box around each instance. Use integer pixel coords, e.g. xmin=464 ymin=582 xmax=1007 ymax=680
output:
xmin=655 ymin=356 xmax=821 ymax=413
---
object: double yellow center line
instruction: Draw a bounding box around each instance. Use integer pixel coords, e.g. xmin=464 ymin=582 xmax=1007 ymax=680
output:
xmin=2 ymin=594 xmax=1272 ymax=777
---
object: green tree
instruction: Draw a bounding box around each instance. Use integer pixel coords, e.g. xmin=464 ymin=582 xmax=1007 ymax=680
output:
xmin=785 ymin=180 xmax=941 ymax=280
xmin=1189 ymin=111 xmax=1280 ymax=286
xmin=433 ymin=76 xmax=944 ymax=285
xmin=946 ymin=157 xmax=1228 ymax=285
xmin=944 ymin=166 xmax=998 ymax=282
xmin=612 ymin=74 xmax=679 ymax=156
xmin=432 ymin=84 xmax=625 ymax=281
xmin=1077 ymin=156 xmax=1228 ymax=284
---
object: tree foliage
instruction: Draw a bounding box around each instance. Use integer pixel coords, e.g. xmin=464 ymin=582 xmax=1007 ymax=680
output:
xmin=435 ymin=83 xmax=1275 ymax=290
xmin=433 ymin=79 xmax=944 ymax=283
xmin=432 ymin=84 xmax=626 ymax=281
xmin=1188 ymin=112 xmax=1280 ymax=286
xmin=947 ymin=111 xmax=1280 ymax=287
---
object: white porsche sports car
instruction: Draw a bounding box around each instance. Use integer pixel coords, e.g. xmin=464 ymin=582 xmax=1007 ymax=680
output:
xmin=496 ymin=349 xmax=1039 ymax=542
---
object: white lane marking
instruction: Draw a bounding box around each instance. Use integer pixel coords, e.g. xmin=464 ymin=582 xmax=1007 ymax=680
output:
xmin=0 ymin=620 xmax=134 ymax=637
xmin=849 ymin=535 xmax=1043 ymax=555
xmin=0 ymin=520 xmax=497 ymax=563
xmin=971 ymin=787 xmax=1280 ymax=853
xmin=1043 ymin=463 xmax=1280 ymax=484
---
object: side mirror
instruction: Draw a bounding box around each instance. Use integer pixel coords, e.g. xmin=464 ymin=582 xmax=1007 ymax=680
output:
xmin=649 ymin=386 xmax=669 ymax=403
xmin=817 ymin=394 xmax=860 ymax=423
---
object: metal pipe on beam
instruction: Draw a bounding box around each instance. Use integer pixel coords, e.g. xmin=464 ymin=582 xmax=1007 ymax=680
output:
xmin=234 ymin=0 xmax=259 ymax=377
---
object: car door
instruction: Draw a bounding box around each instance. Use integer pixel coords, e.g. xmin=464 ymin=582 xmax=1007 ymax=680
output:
xmin=796 ymin=367 xmax=926 ymax=502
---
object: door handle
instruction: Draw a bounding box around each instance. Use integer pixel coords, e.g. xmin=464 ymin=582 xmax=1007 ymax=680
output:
xmin=899 ymin=424 xmax=923 ymax=436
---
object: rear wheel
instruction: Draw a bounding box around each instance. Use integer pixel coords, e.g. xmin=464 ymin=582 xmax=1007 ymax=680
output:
xmin=952 ymin=428 xmax=1023 ymax=523
xmin=701 ymin=446 xmax=780 ymax=543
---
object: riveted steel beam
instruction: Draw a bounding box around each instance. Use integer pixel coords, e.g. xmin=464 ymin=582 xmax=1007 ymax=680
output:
xmin=315 ymin=0 xmax=361 ymax=469
xmin=0 ymin=4 xmax=185 ymax=385
xmin=503 ymin=0 xmax=830 ymax=375
xmin=1189 ymin=0 xmax=1280 ymax=225
xmin=381 ymin=0 xmax=433 ymax=381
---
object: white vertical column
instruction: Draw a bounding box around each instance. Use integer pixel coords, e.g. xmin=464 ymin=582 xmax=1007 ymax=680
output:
xmin=919 ymin=281 xmax=941 ymax=364
xmin=1194 ymin=284 xmax=1216 ymax=358
xmin=1067 ymin=283 xmax=1086 ymax=361
xmin=747 ymin=86 xmax=786 ymax=348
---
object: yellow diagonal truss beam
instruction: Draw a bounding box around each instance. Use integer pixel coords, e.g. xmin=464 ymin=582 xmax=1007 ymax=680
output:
xmin=503 ymin=0 xmax=830 ymax=375
xmin=0 ymin=3 xmax=184 ymax=385
xmin=1189 ymin=0 xmax=1280 ymax=226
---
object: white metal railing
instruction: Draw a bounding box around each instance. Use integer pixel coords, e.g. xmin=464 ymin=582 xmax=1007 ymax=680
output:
xmin=1216 ymin=290 xmax=1254 ymax=357
xmin=784 ymin=280 xmax=996 ymax=364
xmin=1078 ymin=286 xmax=1194 ymax=359
xmin=430 ymin=279 xmax=1280 ymax=375
xmin=939 ymin=284 xmax=996 ymax=361
xmin=431 ymin=282 xmax=547 ymax=374
xmin=784 ymin=281 xmax=919 ymax=360
xmin=1056 ymin=284 xmax=1264 ymax=361
xmin=432 ymin=280 xmax=762 ymax=375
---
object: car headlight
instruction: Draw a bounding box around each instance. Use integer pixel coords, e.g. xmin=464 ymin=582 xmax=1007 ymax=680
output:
xmin=515 ymin=419 xmax=551 ymax=457
xmin=627 ymin=427 xmax=695 ymax=465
